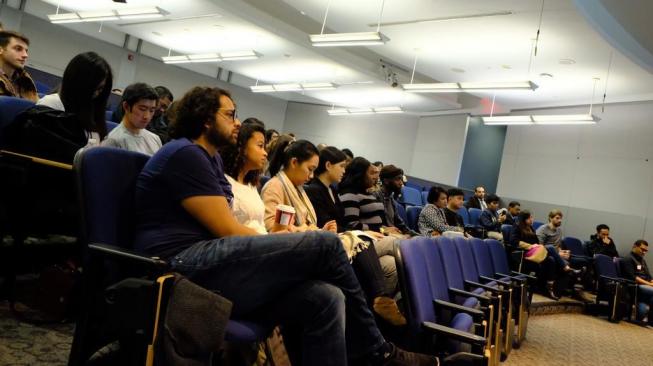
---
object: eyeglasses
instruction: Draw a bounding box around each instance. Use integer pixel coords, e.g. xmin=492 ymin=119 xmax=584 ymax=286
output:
xmin=218 ymin=108 xmax=238 ymax=122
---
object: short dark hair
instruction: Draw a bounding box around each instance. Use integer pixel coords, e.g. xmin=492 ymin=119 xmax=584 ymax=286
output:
xmin=315 ymin=146 xmax=347 ymax=176
xmin=267 ymin=138 xmax=319 ymax=177
xmin=427 ymin=186 xmax=446 ymax=204
xmin=596 ymin=224 xmax=610 ymax=232
xmin=447 ymin=188 xmax=464 ymax=198
xmin=373 ymin=161 xmax=383 ymax=167
xmin=508 ymin=201 xmax=521 ymax=208
xmin=122 ymin=83 xmax=159 ymax=109
xmin=634 ymin=239 xmax=649 ymax=247
xmin=485 ymin=194 xmax=500 ymax=205
xmin=474 ymin=186 xmax=485 ymax=192
xmin=222 ymin=120 xmax=266 ymax=186
xmin=341 ymin=148 xmax=354 ymax=159
xmin=265 ymin=129 xmax=279 ymax=143
xmin=170 ymin=86 xmax=232 ymax=140
xmin=154 ymin=86 xmax=173 ymax=101
xmin=380 ymin=164 xmax=403 ymax=180
xmin=0 ymin=30 xmax=29 ymax=48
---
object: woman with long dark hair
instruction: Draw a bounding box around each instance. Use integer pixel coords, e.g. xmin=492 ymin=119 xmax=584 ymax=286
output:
xmin=510 ymin=210 xmax=580 ymax=300
xmin=37 ymin=51 xmax=113 ymax=143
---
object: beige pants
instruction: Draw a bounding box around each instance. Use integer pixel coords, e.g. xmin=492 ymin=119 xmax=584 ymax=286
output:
xmin=374 ymin=236 xmax=399 ymax=295
xmin=487 ymin=231 xmax=504 ymax=241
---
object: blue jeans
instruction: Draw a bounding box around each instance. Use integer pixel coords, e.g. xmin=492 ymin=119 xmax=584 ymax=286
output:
xmin=545 ymin=245 xmax=568 ymax=269
xmin=637 ymin=284 xmax=653 ymax=321
xmin=171 ymin=231 xmax=384 ymax=366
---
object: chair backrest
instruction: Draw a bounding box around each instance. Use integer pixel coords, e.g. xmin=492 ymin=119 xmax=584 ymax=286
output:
xmin=418 ymin=237 xmax=454 ymax=303
xmin=470 ymin=238 xmax=495 ymax=278
xmin=395 ymin=200 xmax=408 ymax=224
xmin=75 ymin=147 xmax=150 ymax=248
xmin=532 ymin=221 xmax=545 ymax=230
xmin=397 ymin=237 xmax=437 ymax=331
xmin=401 ymin=186 xmax=423 ymax=206
xmin=486 ymin=239 xmax=511 ymax=274
xmin=421 ymin=191 xmax=429 ymax=205
xmin=406 ymin=205 xmax=422 ymax=231
xmin=468 ymin=208 xmax=482 ymax=226
xmin=562 ymin=236 xmax=584 ymax=256
xmin=501 ymin=224 xmax=513 ymax=243
xmin=0 ymin=96 xmax=35 ymax=138
xmin=435 ymin=236 xmax=467 ymax=290
xmin=453 ymin=236 xmax=481 ymax=282
xmin=457 ymin=206 xmax=470 ymax=226
xmin=34 ymin=80 xmax=51 ymax=95
xmin=594 ymin=254 xmax=620 ymax=279
xmin=106 ymin=121 xmax=119 ymax=133
xmin=105 ymin=110 xmax=115 ymax=123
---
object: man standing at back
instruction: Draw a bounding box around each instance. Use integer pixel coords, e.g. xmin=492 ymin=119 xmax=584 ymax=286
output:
xmin=466 ymin=186 xmax=487 ymax=210
xmin=0 ymin=30 xmax=37 ymax=101
xmin=102 ymin=82 xmax=162 ymax=156
xmin=132 ymin=86 xmax=438 ymax=366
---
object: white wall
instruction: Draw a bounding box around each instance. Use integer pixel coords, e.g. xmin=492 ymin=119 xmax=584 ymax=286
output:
xmin=10 ymin=12 xmax=287 ymax=131
xmin=283 ymin=102 xmax=470 ymax=185
xmin=497 ymin=102 xmax=653 ymax=252
xmin=410 ymin=114 xmax=468 ymax=186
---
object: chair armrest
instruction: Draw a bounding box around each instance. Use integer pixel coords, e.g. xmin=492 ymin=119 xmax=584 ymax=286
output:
xmin=89 ymin=243 xmax=169 ymax=270
xmin=449 ymin=287 xmax=492 ymax=306
xmin=570 ymin=254 xmax=592 ymax=261
xmin=433 ymin=299 xmax=485 ymax=322
xmin=0 ymin=149 xmax=73 ymax=170
xmin=508 ymin=271 xmax=537 ymax=280
xmin=464 ymin=280 xmax=510 ymax=297
xmin=422 ymin=321 xmax=487 ymax=347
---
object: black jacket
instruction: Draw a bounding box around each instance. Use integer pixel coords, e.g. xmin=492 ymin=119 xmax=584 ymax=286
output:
xmin=465 ymin=196 xmax=486 ymax=210
xmin=304 ymin=179 xmax=345 ymax=230
xmin=587 ymin=238 xmax=619 ymax=258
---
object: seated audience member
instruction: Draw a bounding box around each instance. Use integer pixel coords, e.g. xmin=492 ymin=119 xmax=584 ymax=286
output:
xmin=479 ymin=193 xmax=505 ymax=240
xmin=621 ymin=240 xmax=653 ymax=325
xmin=465 ymin=185 xmax=487 ymax=210
xmin=418 ymin=186 xmax=464 ymax=236
xmin=342 ymin=148 xmax=354 ymax=166
xmin=0 ymin=30 xmax=37 ymax=101
xmin=37 ymin=51 xmax=112 ymax=145
xmin=510 ymin=210 xmax=581 ymax=300
xmin=303 ymin=146 xmax=406 ymax=325
xmin=377 ymin=165 xmax=418 ymax=236
xmin=264 ymin=128 xmax=279 ymax=151
xmin=339 ymin=157 xmax=403 ymax=294
xmin=587 ymin=224 xmax=620 ymax=258
xmin=221 ymin=119 xmax=268 ymax=234
xmin=442 ymin=188 xmax=467 ymax=234
xmin=145 ymin=85 xmax=174 ymax=144
xmin=133 ymin=86 xmax=436 ymax=365
xmin=503 ymin=201 xmax=521 ymax=226
xmin=102 ymin=83 xmax=162 ymax=156
xmin=537 ymin=210 xmax=567 ymax=261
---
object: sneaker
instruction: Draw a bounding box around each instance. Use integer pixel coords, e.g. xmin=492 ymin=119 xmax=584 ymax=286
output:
xmin=382 ymin=343 xmax=439 ymax=366
xmin=373 ymin=296 xmax=407 ymax=326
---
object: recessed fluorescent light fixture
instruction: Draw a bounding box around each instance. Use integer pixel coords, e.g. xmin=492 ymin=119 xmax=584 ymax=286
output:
xmin=250 ymin=82 xmax=338 ymax=93
xmin=48 ymin=7 xmax=167 ymax=24
xmin=403 ymin=81 xmax=538 ymax=93
xmin=481 ymin=114 xmax=599 ymax=126
xmin=326 ymin=107 xmax=404 ymax=116
xmin=162 ymin=51 xmax=261 ymax=64
xmin=310 ymin=32 xmax=389 ymax=47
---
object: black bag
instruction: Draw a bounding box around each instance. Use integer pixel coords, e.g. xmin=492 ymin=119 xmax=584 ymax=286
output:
xmin=3 ymin=105 xmax=88 ymax=164
xmin=606 ymin=281 xmax=628 ymax=323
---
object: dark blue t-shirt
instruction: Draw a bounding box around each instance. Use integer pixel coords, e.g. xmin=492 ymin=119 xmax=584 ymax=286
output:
xmin=134 ymin=138 xmax=233 ymax=259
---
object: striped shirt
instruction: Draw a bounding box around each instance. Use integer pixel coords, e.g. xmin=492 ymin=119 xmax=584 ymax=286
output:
xmin=338 ymin=188 xmax=386 ymax=231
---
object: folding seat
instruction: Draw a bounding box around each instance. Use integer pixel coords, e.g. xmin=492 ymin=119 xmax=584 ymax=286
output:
xmin=501 ymin=225 xmax=512 ymax=244
xmin=532 ymin=221 xmax=545 ymax=230
xmin=406 ymin=205 xmax=423 ymax=232
xmin=562 ymin=236 xmax=594 ymax=288
xmin=0 ymin=96 xmax=35 ymax=135
xmin=401 ymin=186 xmax=423 ymax=206
xmin=467 ymin=208 xmax=482 ymax=228
xmin=106 ymin=121 xmax=119 ymax=133
xmin=395 ymin=237 xmax=490 ymax=365
xmin=435 ymin=236 xmax=512 ymax=359
xmin=422 ymin=191 xmax=429 ymax=205
xmin=454 ymin=237 xmax=528 ymax=349
xmin=457 ymin=207 xmax=470 ymax=226
xmin=105 ymin=110 xmax=115 ymax=123
xmin=416 ymin=238 xmax=501 ymax=366
xmin=593 ymin=254 xmax=637 ymax=323
xmin=395 ymin=200 xmax=408 ymax=224
xmin=69 ymin=147 xmax=272 ymax=365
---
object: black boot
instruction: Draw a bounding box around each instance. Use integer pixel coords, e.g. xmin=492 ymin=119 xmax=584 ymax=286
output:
xmin=546 ymin=281 xmax=560 ymax=300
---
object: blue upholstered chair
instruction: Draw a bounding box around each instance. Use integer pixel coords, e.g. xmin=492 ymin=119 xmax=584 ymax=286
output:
xmin=406 ymin=205 xmax=423 ymax=232
xmin=69 ymin=147 xmax=271 ymax=365
xmin=401 ymin=186 xmax=423 ymax=206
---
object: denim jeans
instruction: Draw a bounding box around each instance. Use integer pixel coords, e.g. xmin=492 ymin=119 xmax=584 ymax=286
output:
xmin=170 ymin=231 xmax=384 ymax=366
xmin=637 ymin=284 xmax=653 ymax=321
xmin=545 ymin=245 xmax=567 ymax=269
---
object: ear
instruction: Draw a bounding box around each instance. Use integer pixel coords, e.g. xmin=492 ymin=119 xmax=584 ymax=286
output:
xmin=121 ymin=101 xmax=130 ymax=113
xmin=325 ymin=161 xmax=332 ymax=170
xmin=289 ymin=157 xmax=299 ymax=168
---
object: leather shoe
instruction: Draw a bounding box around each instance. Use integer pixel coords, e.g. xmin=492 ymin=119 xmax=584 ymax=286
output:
xmin=373 ymin=297 xmax=407 ymax=326
xmin=546 ymin=282 xmax=560 ymax=301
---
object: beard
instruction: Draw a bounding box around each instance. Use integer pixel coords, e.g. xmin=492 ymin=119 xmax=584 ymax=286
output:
xmin=206 ymin=122 xmax=234 ymax=149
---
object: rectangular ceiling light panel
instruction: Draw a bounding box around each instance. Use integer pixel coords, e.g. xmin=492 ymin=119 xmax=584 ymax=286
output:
xmin=481 ymin=114 xmax=599 ymax=125
xmin=310 ymin=32 xmax=389 ymax=47
xmin=163 ymin=51 xmax=261 ymax=64
xmin=403 ymin=81 xmax=537 ymax=93
xmin=48 ymin=7 xmax=166 ymax=23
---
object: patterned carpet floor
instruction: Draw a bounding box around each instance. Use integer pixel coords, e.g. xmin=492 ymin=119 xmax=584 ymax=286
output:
xmin=1 ymin=298 xmax=652 ymax=365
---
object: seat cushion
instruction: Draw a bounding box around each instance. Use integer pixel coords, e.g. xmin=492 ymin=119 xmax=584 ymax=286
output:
xmin=225 ymin=319 xmax=271 ymax=343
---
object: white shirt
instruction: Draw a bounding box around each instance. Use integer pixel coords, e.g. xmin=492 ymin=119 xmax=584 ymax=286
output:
xmin=102 ymin=122 xmax=162 ymax=156
xmin=227 ymin=175 xmax=267 ymax=235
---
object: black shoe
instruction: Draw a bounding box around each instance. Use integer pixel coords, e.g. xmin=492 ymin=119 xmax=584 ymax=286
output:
xmin=546 ymin=283 xmax=560 ymax=301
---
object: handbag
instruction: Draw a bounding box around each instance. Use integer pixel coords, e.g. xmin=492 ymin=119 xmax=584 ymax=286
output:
xmin=524 ymin=244 xmax=547 ymax=263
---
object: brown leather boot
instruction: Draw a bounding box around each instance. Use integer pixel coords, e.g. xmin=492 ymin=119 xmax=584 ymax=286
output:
xmin=373 ymin=296 xmax=407 ymax=326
